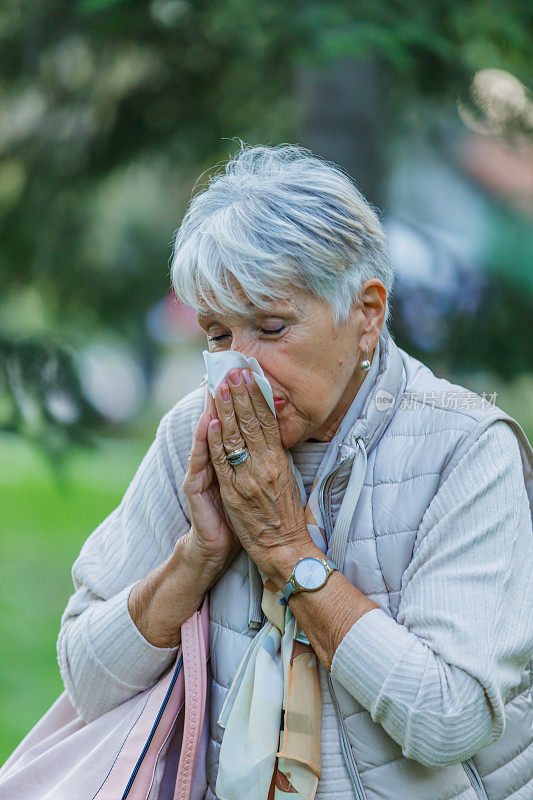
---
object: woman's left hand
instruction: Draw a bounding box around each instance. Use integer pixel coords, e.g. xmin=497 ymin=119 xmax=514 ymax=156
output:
xmin=206 ymin=367 xmax=312 ymax=574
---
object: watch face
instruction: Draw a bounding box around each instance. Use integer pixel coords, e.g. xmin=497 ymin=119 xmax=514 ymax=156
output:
xmin=294 ymin=558 xmax=327 ymax=590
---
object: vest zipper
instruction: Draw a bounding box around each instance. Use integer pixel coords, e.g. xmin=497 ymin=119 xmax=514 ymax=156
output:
xmin=320 ymin=457 xmax=368 ymax=800
xmin=319 ymin=456 xmax=350 ymax=540
xmin=463 ymin=759 xmax=489 ymax=800
xmin=326 ymin=671 xmax=368 ymax=800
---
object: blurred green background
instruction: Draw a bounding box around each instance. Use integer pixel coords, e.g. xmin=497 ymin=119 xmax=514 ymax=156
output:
xmin=1 ymin=0 xmax=532 ymax=762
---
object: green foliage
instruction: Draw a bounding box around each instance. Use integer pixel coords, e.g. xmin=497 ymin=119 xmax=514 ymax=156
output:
xmin=298 ymin=1 xmax=532 ymax=90
xmin=0 ymin=1 xmax=301 ymax=335
xmin=0 ymin=337 xmax=103 ymax=463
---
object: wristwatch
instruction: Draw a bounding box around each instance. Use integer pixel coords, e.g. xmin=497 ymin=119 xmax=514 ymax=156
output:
xmin=279 ymin=556 xmax=338 ymax=606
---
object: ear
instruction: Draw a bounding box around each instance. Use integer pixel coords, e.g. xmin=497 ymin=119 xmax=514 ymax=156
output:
xmin=358 ymin=280 xmax=386 ymax=345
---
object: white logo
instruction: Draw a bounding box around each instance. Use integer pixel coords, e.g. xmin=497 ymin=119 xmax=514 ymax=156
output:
xmin=375 ymin=390 xmax=395 ymax=411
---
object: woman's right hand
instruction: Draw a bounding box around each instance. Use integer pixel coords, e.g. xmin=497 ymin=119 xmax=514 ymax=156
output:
xmin=181 ymin=409 xmax=242 ymax=581
xmin=129 ymin=408 xmax=242 ymax=649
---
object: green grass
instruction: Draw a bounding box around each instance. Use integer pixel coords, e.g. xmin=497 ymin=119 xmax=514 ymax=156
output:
xmin=0 ymin=430 xmax=153 ymax=763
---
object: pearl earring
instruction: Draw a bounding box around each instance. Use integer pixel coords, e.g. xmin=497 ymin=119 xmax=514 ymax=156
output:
xmin=361 ymin=346 xmax=371 ymax=371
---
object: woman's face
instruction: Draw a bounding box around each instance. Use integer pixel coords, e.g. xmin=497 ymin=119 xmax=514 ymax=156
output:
xmin=197 ymin=281 xmax=385 ymax=447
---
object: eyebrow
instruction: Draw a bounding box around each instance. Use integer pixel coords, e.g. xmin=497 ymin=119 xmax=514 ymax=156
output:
xmin=196 ymin=302 xmax=295 ymax=325
xmin=196 ymin=306 xmax=253 ymax=325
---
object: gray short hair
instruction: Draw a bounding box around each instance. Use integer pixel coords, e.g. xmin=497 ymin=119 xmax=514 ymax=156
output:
xmin=170 ymin=142 xmax=395 ymax=335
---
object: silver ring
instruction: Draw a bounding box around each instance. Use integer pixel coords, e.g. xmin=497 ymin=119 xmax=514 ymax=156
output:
xmin=226 ymin=447 xmax=249 ymax=466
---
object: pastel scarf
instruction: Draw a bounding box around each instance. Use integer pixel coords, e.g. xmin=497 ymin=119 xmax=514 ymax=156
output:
xmin=215 ymin=459 xmax=328 ymax=800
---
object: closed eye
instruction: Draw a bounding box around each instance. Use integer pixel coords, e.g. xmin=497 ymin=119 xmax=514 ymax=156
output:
xmin=208 ymin=326 xmax=285 ymax=342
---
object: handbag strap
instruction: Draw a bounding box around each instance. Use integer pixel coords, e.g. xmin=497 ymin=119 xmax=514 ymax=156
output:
xmin=174 ymin=597 xmax=209 ymax=800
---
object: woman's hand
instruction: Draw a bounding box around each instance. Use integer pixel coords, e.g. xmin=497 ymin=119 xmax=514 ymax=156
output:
xmin=129 ymin=411 xmax=242 ymax=650
xmin=206 ymin=368 xmax=312 ymax=575
xmin=182 ymin=409 xmax=242 ymax=582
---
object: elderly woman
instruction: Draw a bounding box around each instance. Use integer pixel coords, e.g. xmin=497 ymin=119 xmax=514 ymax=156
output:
xmin=58 ymin=144 xmax=533 ymax=800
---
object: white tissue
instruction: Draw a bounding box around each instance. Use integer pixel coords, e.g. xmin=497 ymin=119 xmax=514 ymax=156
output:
xmin=202 ymin=350 xmax=277 ymax=418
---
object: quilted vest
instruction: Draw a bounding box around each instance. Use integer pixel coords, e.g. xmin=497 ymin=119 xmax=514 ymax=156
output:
xmin=181 ymin=333 xmax=533 ymax=800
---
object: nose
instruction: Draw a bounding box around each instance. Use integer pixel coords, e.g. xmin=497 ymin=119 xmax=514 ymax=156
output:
xmin=228 ymin=339 xmax=267 ymax=382
xmin=229 ymin=335 xmax=256 ymax=360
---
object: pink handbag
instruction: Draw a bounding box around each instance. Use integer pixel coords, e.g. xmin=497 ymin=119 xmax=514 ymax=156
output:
xmin=0 ymin=597 xmax=210 ymax=800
